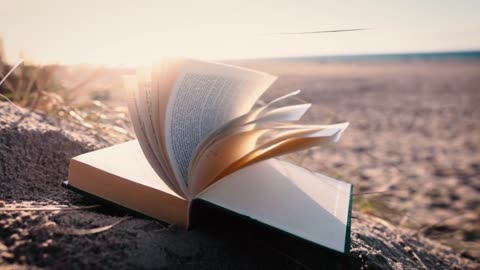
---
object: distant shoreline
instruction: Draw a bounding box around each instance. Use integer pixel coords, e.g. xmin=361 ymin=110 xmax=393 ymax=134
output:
xmin=236 ymin=50 xmax=480 ymax=63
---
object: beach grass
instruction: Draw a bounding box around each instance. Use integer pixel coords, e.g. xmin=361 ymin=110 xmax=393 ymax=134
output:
xmin=0 ymin=55 xmax=134 ymax=143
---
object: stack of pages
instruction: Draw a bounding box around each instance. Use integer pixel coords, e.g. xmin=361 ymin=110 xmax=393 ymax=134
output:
xmin=66 ymin=58 xmax=353 ymax=253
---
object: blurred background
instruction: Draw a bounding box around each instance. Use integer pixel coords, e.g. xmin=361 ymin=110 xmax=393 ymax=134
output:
xmin=1 ymin=0 xmax=479 ymax=260
xmin=1 ymin=0 xmax=479 ymax=64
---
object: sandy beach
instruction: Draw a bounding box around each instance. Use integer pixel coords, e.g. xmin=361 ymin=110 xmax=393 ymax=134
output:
xmin=1 ymin=58 xmax=479 ymax=269
xmin=241 ymin=59 xmax=480 ymax=258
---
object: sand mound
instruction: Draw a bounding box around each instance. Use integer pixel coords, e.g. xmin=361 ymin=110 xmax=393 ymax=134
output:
xmin=0 ymin=102 xmax=478 ymax=269
xmin=0 ymin=103 xmax=110 ymax=203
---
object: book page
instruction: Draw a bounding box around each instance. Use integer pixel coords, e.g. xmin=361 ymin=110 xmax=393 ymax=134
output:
xmin=136 ymin=68 xmax=166 ymax=175
xmin=189 ymin=90 xmax=305 ymax=177
xmin=197 ymin=158 xmax=352 ymax=253
xmin=190 ymin=104 xmax=311 ymax=170
xmin=69 ymin=140 xmax=189 ymax=226
xmin=188 ymin=123 xmax=348 ymax=196
xmin=165 ymin=59 xmax=276 ymax=189
xmin=150 ymin=59 xmax=188 ymax=195
xmin=218 ymin=124 xmax=349 ymax=180
xmin=124 ymin=75 xmax=184 ymax=196
xmin=193 ymin=90 xmax=302 ymax=156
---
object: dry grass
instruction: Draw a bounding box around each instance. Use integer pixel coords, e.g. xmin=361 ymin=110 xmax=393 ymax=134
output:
xmin=0 ymin=51 xmax=134 ymax=143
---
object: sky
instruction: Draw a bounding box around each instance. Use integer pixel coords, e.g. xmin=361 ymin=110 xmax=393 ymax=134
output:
xmin=0 ymin=0 xmax=479 ymax=66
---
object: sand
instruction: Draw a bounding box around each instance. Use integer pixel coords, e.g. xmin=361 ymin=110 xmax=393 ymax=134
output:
xmin=246 ymin=60 xmax=480 ymax=258
xmin=1 ymin=59 xmax=479 ymax=269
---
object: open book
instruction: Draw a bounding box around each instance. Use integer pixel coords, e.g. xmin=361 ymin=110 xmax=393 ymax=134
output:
xmin=66 ymin=58 xmax=352 ymax=253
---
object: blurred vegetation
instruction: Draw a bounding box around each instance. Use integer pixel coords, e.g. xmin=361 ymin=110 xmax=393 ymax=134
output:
xmin=0 ymin=37 xmax=133 ymax=142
